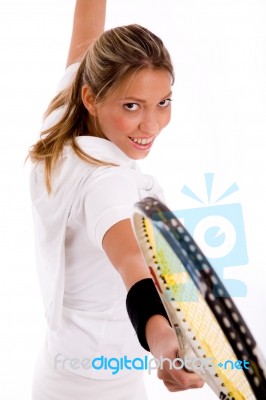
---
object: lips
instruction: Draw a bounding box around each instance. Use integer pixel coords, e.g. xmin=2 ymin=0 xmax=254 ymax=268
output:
xmin=129 ymin=136 xmax=154 ymax=145
xmin=128 ymin=135 xmax=156 ymax=152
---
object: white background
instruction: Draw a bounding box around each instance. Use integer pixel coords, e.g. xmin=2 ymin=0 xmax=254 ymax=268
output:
xmin=0 ymin=0 xmax=266 ymax=399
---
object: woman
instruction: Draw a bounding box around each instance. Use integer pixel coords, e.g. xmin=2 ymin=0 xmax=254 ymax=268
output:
xmin=30 ymin=0 xmax=204 ymax=398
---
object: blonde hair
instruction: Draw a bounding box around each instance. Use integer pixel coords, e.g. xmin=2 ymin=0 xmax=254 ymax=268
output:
xmin=29 ymin=24 xmax=174 ymax=193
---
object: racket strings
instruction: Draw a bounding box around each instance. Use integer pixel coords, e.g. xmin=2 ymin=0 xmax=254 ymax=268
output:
xmin=153 ymin=228 xmax=253 ymax=400
xmin=146 ymin=201 xmax=266 ymax=396
xmin=135 ymin=213 xmax=255 ymax=400
xmin=164 ymin=215 xmax=266 ymax=391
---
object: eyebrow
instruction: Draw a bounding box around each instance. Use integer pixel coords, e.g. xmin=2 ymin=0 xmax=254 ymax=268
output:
xmin=121 ymin=91 xmax=173 ymax=103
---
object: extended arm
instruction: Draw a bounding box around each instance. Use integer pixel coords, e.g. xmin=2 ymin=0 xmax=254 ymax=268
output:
xmin=66 ymin=0 xmax=107 ymax=67
xmin=103 ymin=219 xmax=204 ymax=392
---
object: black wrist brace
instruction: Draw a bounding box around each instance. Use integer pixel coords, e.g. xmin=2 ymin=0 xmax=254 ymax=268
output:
xmin=126 ymin=278 xmax=170 ymax=351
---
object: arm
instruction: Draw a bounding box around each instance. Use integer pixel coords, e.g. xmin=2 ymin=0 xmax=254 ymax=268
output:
xmin=102 ymin=219 xmax=151 ymax=290
xmin=66 ymin=0 xmax=107 ymax=67
xmin=103 ymin=219 xmax=204 ymax=392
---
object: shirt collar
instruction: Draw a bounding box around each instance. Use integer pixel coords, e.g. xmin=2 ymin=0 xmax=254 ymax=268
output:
xmin=76 ymin=136 xmax=137 ymax=169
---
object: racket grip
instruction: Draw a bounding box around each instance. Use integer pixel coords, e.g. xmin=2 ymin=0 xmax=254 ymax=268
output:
xmin=173 ymin=324 xmax=196 ymax=372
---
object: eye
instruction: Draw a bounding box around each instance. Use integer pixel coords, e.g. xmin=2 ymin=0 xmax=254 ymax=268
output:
xmin=123 ymin=103 xmax=140 ymax=111
xmin=158 ymin=98 xmax=172 ymax=108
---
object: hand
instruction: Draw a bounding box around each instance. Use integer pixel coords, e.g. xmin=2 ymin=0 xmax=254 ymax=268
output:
xmin=146 ymin=315 xmax=205 ymax=392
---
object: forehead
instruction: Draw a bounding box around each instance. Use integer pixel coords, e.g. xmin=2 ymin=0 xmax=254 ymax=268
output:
xmin=110 ymin=68 xmax=172 ymax=101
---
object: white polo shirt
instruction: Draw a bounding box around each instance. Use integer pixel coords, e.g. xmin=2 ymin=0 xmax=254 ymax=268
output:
xmin=30 ymin=65 xmax=165 ymax=379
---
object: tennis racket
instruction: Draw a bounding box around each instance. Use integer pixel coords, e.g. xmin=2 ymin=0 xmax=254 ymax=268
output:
xmin=132 ymin=197 xmax=266 ymax=400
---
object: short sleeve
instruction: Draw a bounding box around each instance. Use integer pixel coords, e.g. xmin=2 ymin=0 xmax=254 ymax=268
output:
xmin=83 ymin=167 xmax=140 ymax=249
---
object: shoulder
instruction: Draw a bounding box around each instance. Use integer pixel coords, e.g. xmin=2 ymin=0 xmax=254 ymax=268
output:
xmin=80 ymin=165 xmax=139 ymax=203
xmin=71 ymin=165 xmax=140 ymax=249
xmin=90 ymin=165 xmax=136 ymax=183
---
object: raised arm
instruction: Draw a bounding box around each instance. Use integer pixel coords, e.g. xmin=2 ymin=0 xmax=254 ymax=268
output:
xmin=66 ymin=0 xmax=107 ymax=67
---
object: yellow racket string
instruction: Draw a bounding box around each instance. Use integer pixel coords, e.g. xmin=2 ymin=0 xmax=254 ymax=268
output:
xmin=138 ymin=215 xmax=255 ymax=400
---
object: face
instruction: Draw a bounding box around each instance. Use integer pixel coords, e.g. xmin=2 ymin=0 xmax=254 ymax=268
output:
xmin=83 ymin=68 xmax=173 ymax=159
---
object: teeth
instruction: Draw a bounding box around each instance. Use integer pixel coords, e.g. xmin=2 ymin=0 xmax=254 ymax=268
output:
xmin=130 ymin=137 xmax=153 ymax=145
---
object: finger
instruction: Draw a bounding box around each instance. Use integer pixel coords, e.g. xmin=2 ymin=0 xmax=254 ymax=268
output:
xmin=162 ymin=379 xmax=204 ymax=392
xmin=170 ymin=368 xmax=205 ymax=387
xmin=158 ymin=368 xmax=205 ymax=389
xmin=157 ymin=364 xmax=201 ymax=383
xmin=163 ymin=380 xmax=186 ymax=392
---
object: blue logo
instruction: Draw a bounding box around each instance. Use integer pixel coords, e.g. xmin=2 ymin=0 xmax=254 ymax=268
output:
xmin=174 ymin=173 xmax=248 ymax=296
xmin=217 ymin=360 xmax=250 ymax=370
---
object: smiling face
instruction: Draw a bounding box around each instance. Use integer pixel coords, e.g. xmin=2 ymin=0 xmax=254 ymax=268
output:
xmin=82 ymin=68 xmax=173 ymax=159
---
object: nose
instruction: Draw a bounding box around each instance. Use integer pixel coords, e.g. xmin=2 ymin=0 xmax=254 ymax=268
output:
xmin=139 ymin=111 xmax=160 ymax=136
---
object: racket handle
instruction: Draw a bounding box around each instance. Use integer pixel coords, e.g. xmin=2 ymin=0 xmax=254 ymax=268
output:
xmin=173 ymin=324 xmax=196 ymax=361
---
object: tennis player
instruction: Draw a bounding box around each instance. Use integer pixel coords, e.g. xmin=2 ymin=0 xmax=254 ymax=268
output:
xmin=29 ymin=1 xmax=204 ymax=398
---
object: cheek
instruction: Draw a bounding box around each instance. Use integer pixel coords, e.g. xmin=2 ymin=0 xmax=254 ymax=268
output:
xmin=112 ymin=115 xmax=135 ymax=134
xmin=161 ymin=110 xmax=171 ymax=128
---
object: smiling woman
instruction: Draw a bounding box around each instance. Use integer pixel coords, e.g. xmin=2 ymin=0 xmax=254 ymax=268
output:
xmin=28 ymin=1 xmax=204 ymax=399
xmin=82 ymin=68 xmax=173 ymax=158
xmin=29 ymin=21 xmax=174 ymax=193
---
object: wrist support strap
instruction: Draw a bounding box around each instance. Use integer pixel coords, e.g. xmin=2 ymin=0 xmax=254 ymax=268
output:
xmin=126 ymin=278 xmax=170 ymax=351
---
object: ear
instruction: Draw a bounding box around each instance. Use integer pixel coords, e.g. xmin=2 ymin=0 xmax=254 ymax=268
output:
xmin=81 ymin=85 xmax=98 ymax=116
